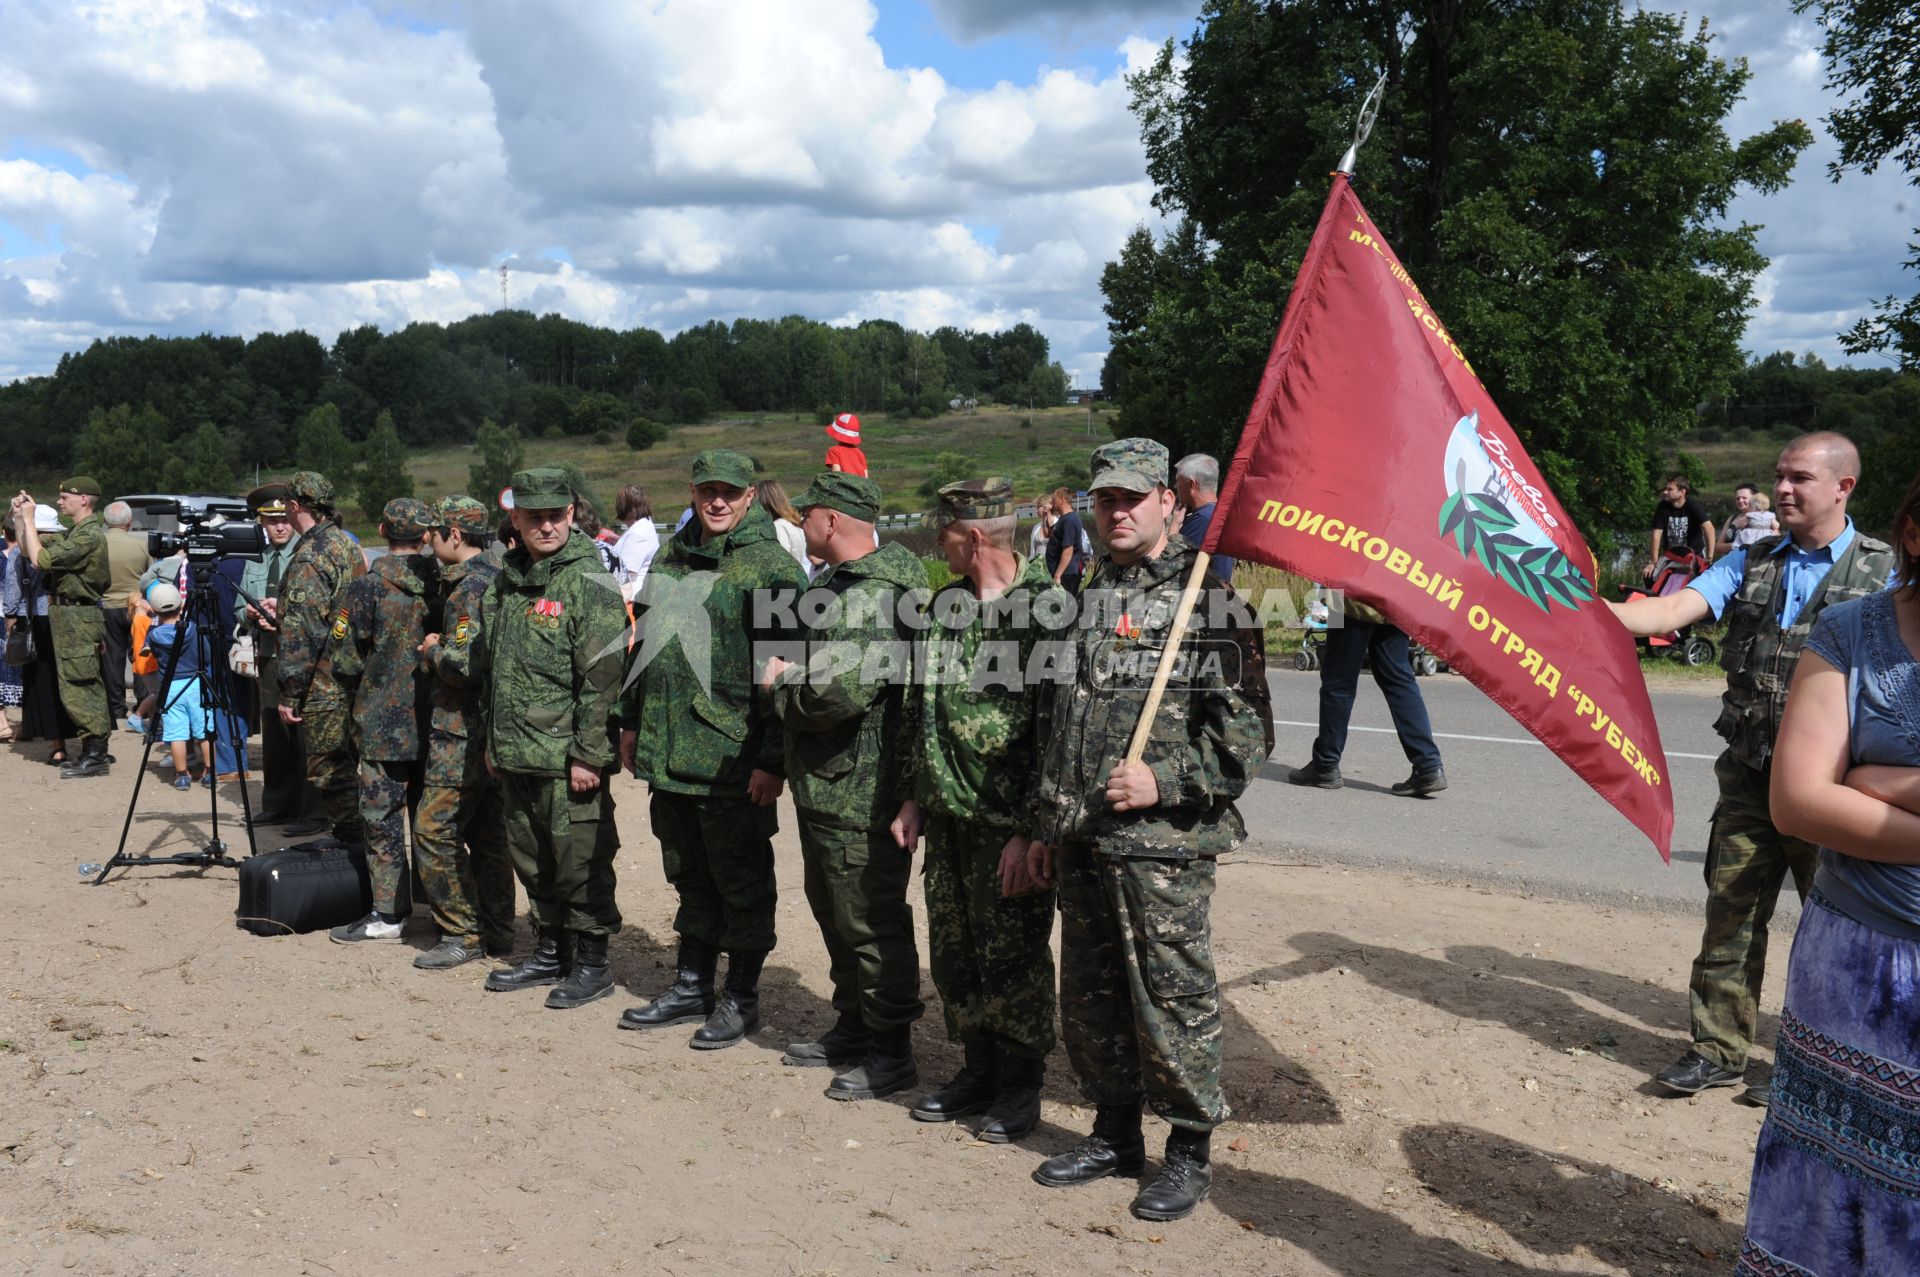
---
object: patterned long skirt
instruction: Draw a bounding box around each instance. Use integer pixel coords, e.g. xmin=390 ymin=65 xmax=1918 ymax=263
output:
xmin=1737 ymin=891 xmax=1920 ymax=1275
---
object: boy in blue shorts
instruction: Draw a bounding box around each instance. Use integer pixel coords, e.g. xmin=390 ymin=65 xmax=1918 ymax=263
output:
xmin=141 ymin=583 xmax=213 ymax=790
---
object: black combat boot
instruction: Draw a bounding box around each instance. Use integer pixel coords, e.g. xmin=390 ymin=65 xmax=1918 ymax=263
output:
xmin=910 ymin=1038 xmax=997 ymax=1122
xmin=1131 ymin=1127 xmax=1213 ymax=1221
xmin=782 ymin=1013 xmax=873 ymax=1068
xmin=978 ymin=1052 xmax=1044 ymax=1143
xmin=825 ymin=1025 xmax=918 ymax=1101
xmin=59 ymin=736 xmax=111 ymax=779
xmin=545 ymin=933 xmax=613 ymax=1009
xmin=485 ymin=928 xmax=572 ymax=992
xmin=690 ymin=950 xmax=767 ymax=1050
xmin=1032 ymin=1103 xmax=1146 ymax=1187
xmin=619 ymin=936 xmax=718 ymax=1030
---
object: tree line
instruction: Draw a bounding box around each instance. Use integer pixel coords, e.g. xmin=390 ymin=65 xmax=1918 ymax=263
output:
xmin=0 ymin=311 xmax=1073 ymax=485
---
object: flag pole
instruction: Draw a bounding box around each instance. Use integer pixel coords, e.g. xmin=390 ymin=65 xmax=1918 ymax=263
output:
xmin=1122 ymin=67 xmax=1390 ymax=769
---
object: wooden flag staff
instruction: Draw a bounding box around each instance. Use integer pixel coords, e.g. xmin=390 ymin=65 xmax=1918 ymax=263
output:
xmin=1122 ymin=70 xmax=1385 ymax=767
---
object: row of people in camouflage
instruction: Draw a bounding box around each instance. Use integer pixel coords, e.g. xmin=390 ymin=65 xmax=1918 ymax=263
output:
xmin=610 ymin=440 xmax=1269 ymax=1222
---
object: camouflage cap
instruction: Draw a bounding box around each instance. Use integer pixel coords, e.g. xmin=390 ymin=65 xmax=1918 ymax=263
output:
xmin=690 ymin=449 xmax=756 ymax=488
xmin=432 ymin=496 xmax=492 ymax=533
xmin=793 ymin=472 xmax=881 ymax=522
xmin=58 ymin=476 xmax=104 ymax=498
xmin=287 ymin=471 xmax=336 ymax=507
xmin=380 ymin=497 xmax=434 ymax=541
xmin=935 ymin=476 xmax=1015 ymax=525
xmin=509 ymin=467 xmax=575 ymax=511
xmin=247 ymin=482 xmax=291 ymax=517
xmin=1088 ymin=437 xmax=1169 ymax=494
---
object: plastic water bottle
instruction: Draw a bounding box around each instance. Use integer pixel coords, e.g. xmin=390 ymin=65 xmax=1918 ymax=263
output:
xmin=77 ymin=863 xmax=104 ymax=877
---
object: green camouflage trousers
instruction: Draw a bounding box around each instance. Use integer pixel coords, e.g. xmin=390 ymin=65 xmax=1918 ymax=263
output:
xmin=50 ymin=604 xmax=110 ymax=739
xmin=299 ymin=684 xmax=360 ymax=835
xmin=650 ymin=790 xmax=778 ymax=953
xmin=922 ymin=812 xmax=1057 ymax=1058
xmin=501 ymin=770 xmax=621 ymax=938
xmin=414 ymin=731 xmax=514 ymax=948
xmin=1689 ymin=750 xmax=1818 ymax=1071
xmin=1056 ymin=844 xmax=1225 ymax=1131
xmin=796 ymin=815 xmax=924 ymax=1031
xmin=358 ymin=758 xmax=419 ymax=915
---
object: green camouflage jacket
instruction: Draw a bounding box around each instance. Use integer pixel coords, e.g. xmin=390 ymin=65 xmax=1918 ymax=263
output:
xmin=901 ymin=552 xmax=1065 ymax=828
xmin=773 ymin=540 xmax=928 ymax=831
xmin=422 ymin=554 xmax=500 ymax=739
xmin=621 ymin=505 xmax=809 ymax=796
xmin=1028 ymin=535 xmax=1271 ymax=859
xmin=479 ymin=530 xmax=626 ymax=777
xmin=276 ymin=520 xmax=366 ymax=703
xmin=329 ymin=551 xmax=437 ymax=762
xmin=36 ymin=512 xmax=109 ymax=604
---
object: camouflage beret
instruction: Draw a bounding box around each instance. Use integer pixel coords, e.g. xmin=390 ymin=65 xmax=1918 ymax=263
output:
xmin=380 ymin=497 xmax=434 ymax=541
xmin=935 ymin=477 xmax=1015 ymax=524
xmin=287 ymin=471 xmax=336 ymax=506
xmin=58 ymin=476 xmax=104 ymax=498
xmin=690 ymin=449 xmax=756 ymax=488
xmin=509 ymin=468 xmax=574 ymax=511
xmin=433 ymin=496 xmax=492 ymax=533
xmin=793 ymin=472 xmax=881 ymax=522
xmin=1089 ymin=437 xmax=1169 ymax=494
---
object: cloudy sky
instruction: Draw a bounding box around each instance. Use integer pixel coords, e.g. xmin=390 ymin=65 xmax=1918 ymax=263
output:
xmin=0 ymin=0 xmax=1910 ymax=389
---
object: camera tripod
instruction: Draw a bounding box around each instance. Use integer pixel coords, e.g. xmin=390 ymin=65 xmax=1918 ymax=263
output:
xmin=91 ymin=563 xmax=259 ymax=883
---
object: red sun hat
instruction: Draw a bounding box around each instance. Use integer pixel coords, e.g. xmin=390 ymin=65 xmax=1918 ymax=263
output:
xmin=825 ymin=412 xmax=861 ymax=446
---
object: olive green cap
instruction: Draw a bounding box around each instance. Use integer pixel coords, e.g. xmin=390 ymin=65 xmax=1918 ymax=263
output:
xmin=1088 ymin=437 xmax=1169 ymax=493
xmin=433 ymin=496 xmax=492 ymax=533
xmin=690 ymin=449 xmax=756 ymax=488
xmin=380 ymin=497 xmax=433 ymax=541
xmin=247 ymin=482 xmax=291 ymax=517
xmin=935 ymin=477 xmax=1015 ymax=525
xmin=287 ymin=471 xmax=336 ymax=506
xmin=509 ymin=467 xmax=575 ymax=511
xmin=793 ymin=472 xmax=882 ymax=522
xmin=58 ymin=476 xmax=104 ymax=498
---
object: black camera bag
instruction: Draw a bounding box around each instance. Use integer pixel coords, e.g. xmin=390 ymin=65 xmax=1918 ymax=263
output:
xmin=235 ymin=839 xmax=372 ymax=936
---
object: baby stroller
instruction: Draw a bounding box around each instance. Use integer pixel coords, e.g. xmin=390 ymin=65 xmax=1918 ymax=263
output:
xmin=1293 ymin=595 xmax=1445 ymax=675
xmin=1620 ymin=548 xmax=1717 ymax=666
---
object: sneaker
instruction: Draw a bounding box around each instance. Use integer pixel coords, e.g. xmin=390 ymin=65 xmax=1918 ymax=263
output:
xmin=124 ymin=715 xmax=147 ymax=735
xmin=173 ymin=774 xmax=192 ymax=792
xmin=1391 ymin=768 xmax=1448 ymax=797
xmin=1286 ymin=761 xmax=1343 ymax=789
xmin=329 ymin=912 xmax=406 ymax=945
xmin=200 ymin=772 xmax=215 ymax=788
xmin=1653 ymin=1050 xmax=1741 ymax=1095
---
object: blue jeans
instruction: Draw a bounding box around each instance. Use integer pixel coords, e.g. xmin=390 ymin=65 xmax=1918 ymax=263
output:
xmin=1311 ymin=619 xmax=1443 ymax=774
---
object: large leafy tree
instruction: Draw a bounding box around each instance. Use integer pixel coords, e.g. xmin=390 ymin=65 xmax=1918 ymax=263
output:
xmin=1794 ymin=0 xmax=1920 ymax=370
xmin=357 ymin=411 xmax=416 ymax=524
xmin=1102 ymin=0 xmax=1811 ymax=543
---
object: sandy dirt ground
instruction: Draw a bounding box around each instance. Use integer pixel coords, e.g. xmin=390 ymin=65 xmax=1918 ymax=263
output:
xmin=0 ymin=738 xmax=1779 ymax=1277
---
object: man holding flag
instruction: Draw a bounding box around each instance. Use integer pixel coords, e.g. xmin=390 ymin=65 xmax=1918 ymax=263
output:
xmin=1609 ymin=433 xmax=1892 ymax=1104
xmin=1023 ymin=438 xmax=1270 ymax=1223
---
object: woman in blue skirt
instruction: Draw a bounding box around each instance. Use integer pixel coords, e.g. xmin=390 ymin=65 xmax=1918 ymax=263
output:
xmin=1746 ymin=468 xmax=1920 ymax=1276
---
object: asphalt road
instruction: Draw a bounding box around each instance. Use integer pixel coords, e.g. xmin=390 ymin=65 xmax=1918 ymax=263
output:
xmin=1241 ymin=665 xmax=1766 ymax=916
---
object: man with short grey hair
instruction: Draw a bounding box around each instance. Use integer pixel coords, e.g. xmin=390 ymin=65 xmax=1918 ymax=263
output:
xmin=1173 ymin=454 xmax=1234 ymax=584
xmin=100 ymin=500 xmax=150 ymax=727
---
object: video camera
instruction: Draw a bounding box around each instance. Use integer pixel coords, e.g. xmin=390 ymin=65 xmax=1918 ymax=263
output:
xmin=147 ymin=503 xmax=267 ymax=564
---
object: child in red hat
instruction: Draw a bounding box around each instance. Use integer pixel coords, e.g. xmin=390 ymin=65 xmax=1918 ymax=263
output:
xmin=823 ymin=412 xmax=867 ymax=477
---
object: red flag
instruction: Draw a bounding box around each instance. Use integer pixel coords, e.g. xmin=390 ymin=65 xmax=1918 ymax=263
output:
xmin=1207 ymin=175 xmax=1673 ymax=858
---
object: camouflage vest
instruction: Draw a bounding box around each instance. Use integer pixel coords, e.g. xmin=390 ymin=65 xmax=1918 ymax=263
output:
xmin=1713 ymin=528 xmax=1894 ymax=769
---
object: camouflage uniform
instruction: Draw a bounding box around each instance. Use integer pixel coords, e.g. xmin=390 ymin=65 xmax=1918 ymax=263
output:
xmin=903 ymin=480 xmax=1062 ymax=1061
xmin=479 ymin=502 xmax=628 ymax=939
xmin=36 ymin=492 xmax=112 ymax=742
xmin=1687 ymin=528 xmax=1894 ymax=1072
xmin=622 ymin=459 xmax=808 ymax=955
xmin=416 ymin=498 xmax=513 ymax=952
xmin=276 ymin=473 xmax=367 ymax=837
xmin=1029 ymin=440 xmax=1271 ymax=1134
xmin=328 ymin=499 xmax=438 ymax=916
xmin=773 ymin=475 xmax=930 ymax=1035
